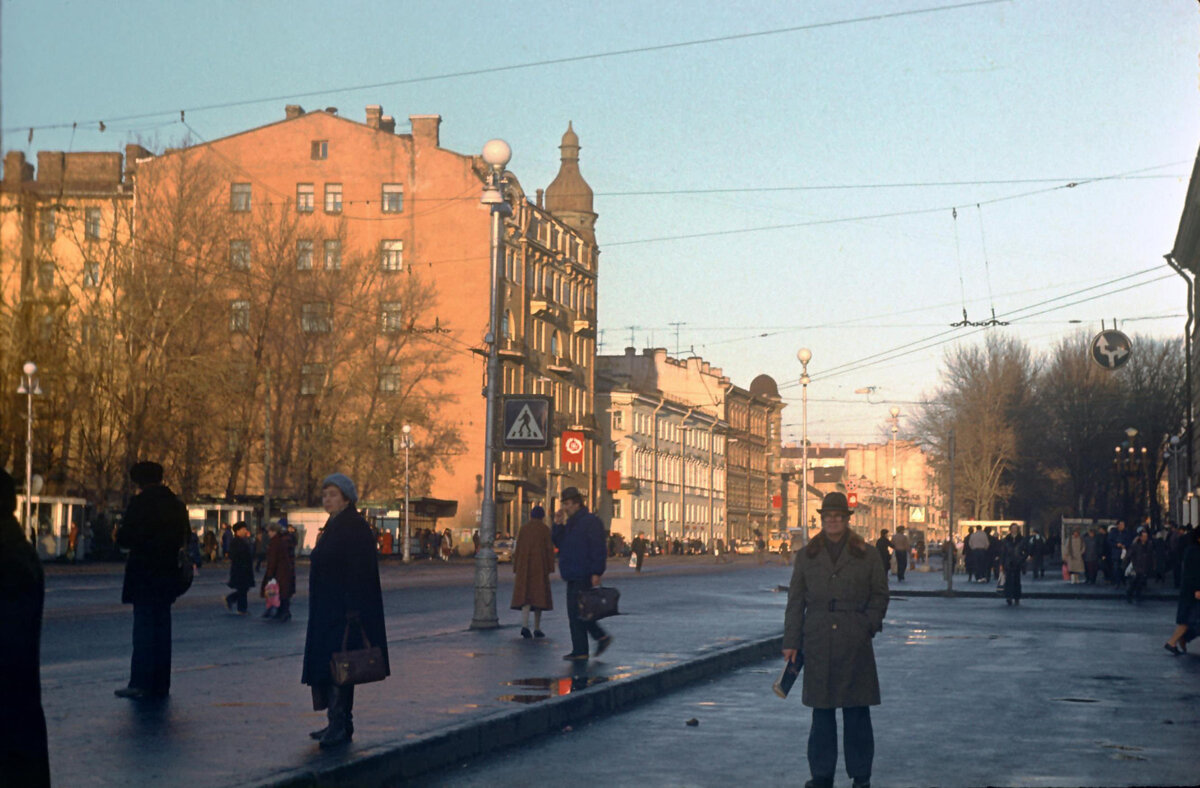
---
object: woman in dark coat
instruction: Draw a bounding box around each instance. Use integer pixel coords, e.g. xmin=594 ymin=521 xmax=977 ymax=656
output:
xmin=1165 ymin=527 xmax=1200 ymax=654
xmin=261 ymin=521 xmax=297 ymax=622
xmin=224 ymin=522 xmax=255 ymax=614
xmin=1000 ymin=524 xmax=1027 ymax=606
xmin=0 ymin=469 xmax=50 ymax=787
xmin=302 ymin=473 xmax=388 ymax=748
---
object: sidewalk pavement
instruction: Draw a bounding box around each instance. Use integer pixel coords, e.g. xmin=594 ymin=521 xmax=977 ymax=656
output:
xmin=42 ymin=557 xmax=1185 ymax=788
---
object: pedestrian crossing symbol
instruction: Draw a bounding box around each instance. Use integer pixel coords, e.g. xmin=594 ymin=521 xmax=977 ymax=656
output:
xmin=501 ymin=396 xmax=553 ymax=450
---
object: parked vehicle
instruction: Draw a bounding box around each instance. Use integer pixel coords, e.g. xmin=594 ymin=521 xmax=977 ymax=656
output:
xmin=494 ymin=538 xmax=514 ymax=563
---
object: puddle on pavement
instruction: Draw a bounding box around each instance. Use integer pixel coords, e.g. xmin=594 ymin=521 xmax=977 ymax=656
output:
xmin=905 ymin=633 xmax=1001 ymax=644
xmin=1054 ymin=697 xmax=1099 ymax=703
xmin=498 ymin=672 xmax=637 ymax=704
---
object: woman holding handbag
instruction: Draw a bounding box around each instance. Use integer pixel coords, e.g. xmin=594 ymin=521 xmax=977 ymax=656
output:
xmin=301 ymin=474 xmax=389 ymax=748
xmin=261 ymin=521 xmax=296 ymax=622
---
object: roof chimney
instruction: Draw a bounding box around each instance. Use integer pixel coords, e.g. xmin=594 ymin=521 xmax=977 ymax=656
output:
xmin=4 ymin=151 xmax=32 ymax=185
xmin=285 ymin=104 xmax=305 ymax=120
xmin=409 ymin=114 xmax=441 ymax=148
xmin=365 ymin=105 xmax=383 ymax=129
xmin=380 ymin=115 xmax=396 ymax=134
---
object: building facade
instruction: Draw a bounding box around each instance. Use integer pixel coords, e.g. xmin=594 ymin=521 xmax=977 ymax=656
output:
xmin=1 ymin=108 xmax=600 ymax=536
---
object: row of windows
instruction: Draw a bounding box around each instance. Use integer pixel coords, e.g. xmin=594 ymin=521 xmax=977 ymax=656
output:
xmin=38 ymin=207 xmax=103 ymax=241
xmin=229 ymin=238 xmax=402 ymax=272
xmin=621 ymin=499 xmax=715 ymax=524
xmin=34 ymin=261 xmax=102 ymax=290
xmin=230 ymin=182 xmax=403 ymax=214
xmin=295 ymin=362 xmax=406 ymax=396
xmin=618 ymin=449 xmax=728 ymax=490
xmin=229 ymin=300 xmax=404 ymax=334
xmin=621 ymin=411 xmax=724 ymax=452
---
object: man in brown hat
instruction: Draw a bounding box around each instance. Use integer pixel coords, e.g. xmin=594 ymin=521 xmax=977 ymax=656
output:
xmin=783 ymin=491 xmax=889 ymax=788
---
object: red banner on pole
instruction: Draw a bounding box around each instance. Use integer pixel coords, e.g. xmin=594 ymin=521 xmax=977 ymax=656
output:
xmin=561 ymin=431 xmax=585 ymax=464
xmin=606 ymin=470 xmax=621 ymax=491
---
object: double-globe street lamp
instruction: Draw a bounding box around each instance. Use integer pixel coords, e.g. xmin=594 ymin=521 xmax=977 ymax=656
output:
xmin=890 ymin=406 xmax=901 ymax=536
xmin=472 ymin=138 xmax=512 ymax=630
xmin=1164 ymin=433 xmax=1185 ymax=526
xmin=797 ymin=348 xmax=811 ymax=543
xmin=401 ymin=424 xmax=413 ymax=563
xmin=16 ymin=361 xmax=42 ymax=543
xmin=1113 ymin=427 xmax=1149 ymax=526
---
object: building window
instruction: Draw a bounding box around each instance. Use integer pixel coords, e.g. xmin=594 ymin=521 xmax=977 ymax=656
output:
xmin=324 ymin=183 xmax=342 ymax=213
xmin=84 ymin=208 xmax=102 ymax=240
xmin=501 ymin=310 xmax=512 ymax=340
xmin=613 ymin=499 xmax=623 ymax=519
xmin=380 ymin=239 xmax=403 ymax=271
xmin=230 ymin=300 xmax=250 ymax=333
xmin=612 ymin=410 xmax=624 ymax=430
xmin=39 ymin=208 xmax=56 ymax=240
xmin=378 ymin=365 xmax=402 ymax=393
xmin=37 ymin=261 xmax=54 ymax=290
xmin=230 ymin=240 xmax=251 ymax=271
xmin=296 ymin=183 xmax=315 ymax=213
xmin=296 ymin=239 xmax=314 ymax=270
xmin=324 ymin=240 xmax=342 ymax=270
xmin=301 ymin=302 xmax=331 ymax=333
xmin=550 ymin=332 xmax=560 ymax=356
xmin=39 ymin=315 xmax=54 ymax=342
xmin=231 ymin=183 xmax=251 ymax=212
xmin=381 ymin=301 xmax=404 ymax=333
xmin=83 ymin=261 xmax=101 ymax=288
xmin=381 ymin=183 xmax=403 ymax=213
xmin=300 ymin=363 xmax=325 ymax=395
xmin=80 ymin=316 xmax=99 ymax=347
xmin=311 ymin=140 xmax=328 ymax=160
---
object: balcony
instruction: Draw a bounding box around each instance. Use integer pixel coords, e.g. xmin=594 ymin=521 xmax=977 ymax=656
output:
xmin=496 ymin=337 xmax=526 ymax=360
xmin=530 ymin=296 xmax=554 ymax=317
xmin=572 ymin=317 xmax=595 ymax=338
xmin=547 ymin=355 xmax=573 ymax=375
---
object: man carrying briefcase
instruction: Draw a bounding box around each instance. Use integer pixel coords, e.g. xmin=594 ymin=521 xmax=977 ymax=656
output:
xmin=553 ymin=487 xmax=614 ymax=661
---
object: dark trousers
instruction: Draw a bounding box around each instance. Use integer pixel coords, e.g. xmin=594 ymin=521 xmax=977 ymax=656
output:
xmin=1031 ymin=555 xmax=1044 ymax=579
xmin=130 ymin=601 xmax=173 ymax=695
xmin=808 ymin=706 xmax=873 ymax=781
xmin=1126 ymin=573 xmax=1147 ymax=602
xmin=894 ymin=553 xmax=908 ymax=581
xmin=1004 ymin=567 xmax=1022 ymax=600
xmin=1084 ymin=560 xmax=1098 ymax=584
xmin=565 ymin=579 xmax=607 ymax=657
xmin=225 ymin=588 xmax=249 ymax=613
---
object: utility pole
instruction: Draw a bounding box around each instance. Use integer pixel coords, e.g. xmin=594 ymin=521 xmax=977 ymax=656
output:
xmin=263 ymin=368 xmax=271 ymax=530
xmin=945 ymin=428 xmax=956 ymax=594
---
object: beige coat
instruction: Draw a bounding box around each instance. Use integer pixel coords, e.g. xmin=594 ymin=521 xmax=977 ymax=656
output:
xmin=510 ymin=520 xmax=555 ymax=611
xmin=783 ymin=531 xmax=889 ymax=709
xmin=1065 ymin=532 xmax=1085 ymax=574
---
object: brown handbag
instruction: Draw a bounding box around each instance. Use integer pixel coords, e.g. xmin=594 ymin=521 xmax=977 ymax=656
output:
xmin=329 ymin=618 xmax=387 ymax=686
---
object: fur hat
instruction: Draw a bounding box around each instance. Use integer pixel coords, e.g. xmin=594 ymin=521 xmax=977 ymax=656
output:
xmin=530 ymin=505 xmax=546 ymax=520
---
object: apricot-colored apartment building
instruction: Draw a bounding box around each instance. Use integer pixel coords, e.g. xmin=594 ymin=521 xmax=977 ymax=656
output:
xmin=1 ymin=106 xmax=600 ymax=535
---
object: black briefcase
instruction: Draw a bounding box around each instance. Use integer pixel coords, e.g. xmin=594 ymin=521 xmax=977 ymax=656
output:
xmin=577 ymin=586 xmax=620 ymax=622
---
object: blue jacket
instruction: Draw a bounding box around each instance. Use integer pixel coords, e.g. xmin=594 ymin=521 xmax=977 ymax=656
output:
xmin=553 ymin=507 xmax=607 ymax=581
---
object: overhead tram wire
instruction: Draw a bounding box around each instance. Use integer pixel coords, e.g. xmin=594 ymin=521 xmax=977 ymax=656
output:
xmin=788 ymin=270 xmax=1176 ymax=386
xmin=7 ymin=0 xmax=1007 ymax=135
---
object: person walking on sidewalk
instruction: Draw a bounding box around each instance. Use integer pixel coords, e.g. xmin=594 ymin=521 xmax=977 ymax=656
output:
xmin=224 ymin=522 xmax=255 ymax=614
xmin=302 ymin=474 xmax=389 ymax=748
xmin=1027 ymin=530 xmax=1047 ymax=579
xmin=783 ymin=492 xmax=889 ymax=788
xmin=115 ymin=461 xmax=190 ymax=700
xmin=261 ymin=520 xmax=296 ymax=622
xmin=0 ymin=469 xmax=50 ymax=787
xmin=632 ymin=532 xmax=648 ymax=572
xmin=891 ymin=527 xmax=910 ymax=582
xmin=552 ymin=486 xmax=612 ymax=661
xmin=1064 ymin=529 xmax=1085 ymax=584
xmin=1125 ymin=527 xmax=1153 ymax=604
xmin=1000 ymin=523 xmax=1027 ymax=606
xmin=511 ymin=505 xmax=554 ymax=638
xmin=1165 ymin=527 xmax=1200 ymax=654
xmin=875 ymin=529 xmax=892 ymax=576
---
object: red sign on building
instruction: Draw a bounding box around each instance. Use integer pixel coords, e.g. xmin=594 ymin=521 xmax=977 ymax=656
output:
xmin=561 ymin=431 xmax=586 ymax=464
xmin=606 ymin=470 xmax=622 ymax=491
xmin=847 ymin=492 xmax=858 ymax=509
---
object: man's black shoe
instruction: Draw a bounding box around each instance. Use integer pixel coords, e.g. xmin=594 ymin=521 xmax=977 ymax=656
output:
xmin=562 ymin=652 xmax=588 ymax=661
xmin=594 ymin=634 xmax=614 ymax=657
xmin=852 ymin=780 xmax=871 ymax=788
xmin=114 ymin=687 xmax=148 ymax=699
xmin=804 ymin=779 xmax=834 ymax=788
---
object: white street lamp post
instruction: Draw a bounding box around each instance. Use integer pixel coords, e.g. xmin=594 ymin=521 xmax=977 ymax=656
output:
xmin=797 ymin=348 xmax=811 ymax=544
xmin=890 ymin=406 xmax=901 ymax=536
xmin=472 ymin=138 xmax=511 ymax=630
xmin=16 ymin=361 xmax=41 ymax=543
xmin=402 ymin=424 xmax=413 ymax=563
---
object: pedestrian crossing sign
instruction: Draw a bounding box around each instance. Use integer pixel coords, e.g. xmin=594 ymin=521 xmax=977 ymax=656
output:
xmin=502 ymin=396 xmax=553 ymax=450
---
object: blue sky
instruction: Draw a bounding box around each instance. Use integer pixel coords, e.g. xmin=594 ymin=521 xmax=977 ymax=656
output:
xmin=4 ymin=0 xmax=1195 ymax=444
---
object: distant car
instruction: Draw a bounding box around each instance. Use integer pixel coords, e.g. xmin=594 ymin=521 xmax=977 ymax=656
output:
xmin=734 ymin=540 xmax=755 ymax=555
xmin=494 ymin=538 xmax=514 ymax=563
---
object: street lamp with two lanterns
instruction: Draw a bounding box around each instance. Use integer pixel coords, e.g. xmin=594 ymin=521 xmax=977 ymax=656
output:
xmin=16 ymin=361 xmax=42 ymax=543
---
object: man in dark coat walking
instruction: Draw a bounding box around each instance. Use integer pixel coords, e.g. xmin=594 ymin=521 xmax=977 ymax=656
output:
xmin=1000 ymin=523 xmax=1027 ymax=606
xmin=875 ymin=530 xmax=892 ymax=575
xmin=784 ymin=492 xmax=889 ymax=788
xmin=302 ymin=473 xmax=388 ymax=748
xmin=0 ymin=469 xmax=50 ymax=787
xmin=115 ymin=461 xmax=190 ymax=699
xmin=224 ymin=522 xmax=255 ymax=614
xmin=552 ymin=486 xmax=611 ymax=661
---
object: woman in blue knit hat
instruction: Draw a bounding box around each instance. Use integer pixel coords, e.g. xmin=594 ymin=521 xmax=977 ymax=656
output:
xmin=301 ymin=473 xmax=389 ymax=748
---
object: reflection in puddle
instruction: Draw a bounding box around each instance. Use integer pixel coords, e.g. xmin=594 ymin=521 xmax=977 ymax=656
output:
xmin=498 ymin=672 xmax=637 ymax=704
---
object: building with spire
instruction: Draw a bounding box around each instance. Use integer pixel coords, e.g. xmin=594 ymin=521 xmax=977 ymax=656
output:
xmin=1 ymin=111 xmax=601 ymax=543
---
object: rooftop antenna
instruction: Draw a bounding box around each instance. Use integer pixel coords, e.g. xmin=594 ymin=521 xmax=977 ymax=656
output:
xmin=668 ymin=321 xmax=686 ymax=356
